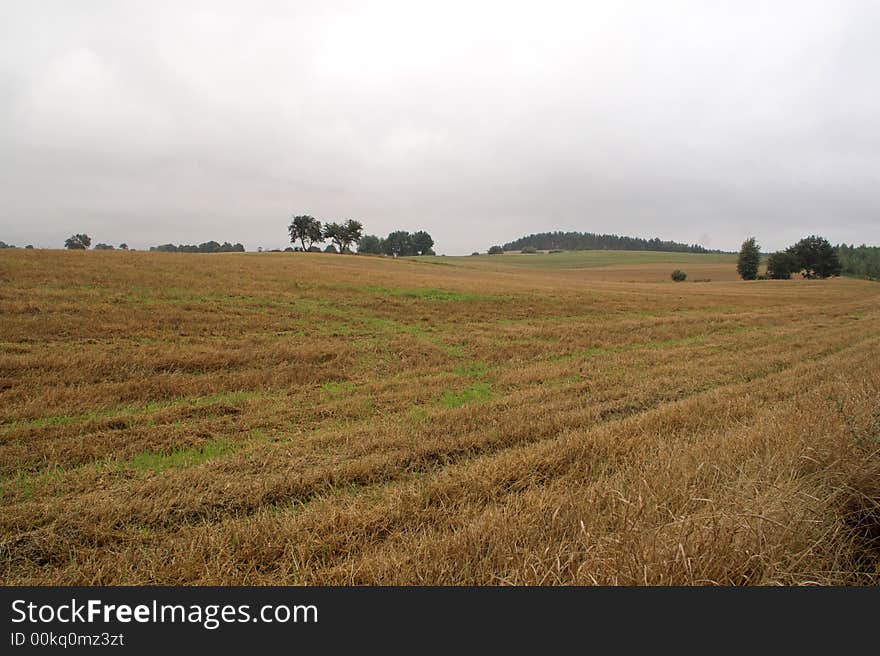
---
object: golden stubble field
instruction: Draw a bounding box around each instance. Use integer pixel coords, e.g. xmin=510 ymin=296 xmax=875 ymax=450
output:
xmin=1 ymin=249 xmax=878 ymax=585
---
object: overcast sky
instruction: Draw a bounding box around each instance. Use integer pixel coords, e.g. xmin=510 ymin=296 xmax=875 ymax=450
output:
xmin=1 ymin=1 xmax=878 ymax=254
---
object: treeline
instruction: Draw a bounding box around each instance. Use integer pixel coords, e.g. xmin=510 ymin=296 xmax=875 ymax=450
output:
xmin=150 ymin=241 xmax=244 ymax=253
xmin=64 ymin=234 xmax=130 ymax=250
xmin=836 ymin=244 xmax=880 ymax=280
xmin=357 ymin=230 xmax=434 ymax=256
xmin=502 ymin=231 xmax=716 ymax=253
xmin=0 ymin=241 xmax=34 ymax=249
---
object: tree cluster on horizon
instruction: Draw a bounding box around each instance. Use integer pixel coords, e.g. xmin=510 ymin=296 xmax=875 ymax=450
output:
xmin=288 ymin=214 xmax=434 ymax=257
xmin=288 ymin=215 xmax=363 ymax=254
xmin=737 ymin=235 xmax=843 ymax=280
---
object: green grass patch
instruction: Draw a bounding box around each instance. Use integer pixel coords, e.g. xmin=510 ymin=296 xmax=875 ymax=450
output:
xmin=122 ymin=438 xmax=233 ymax=473
xmin=439 ymin=382 xmax=493 ymax=408
xmin=453 ymin=361 xmax=489 ymax=378
xmin=360 ymin=286 xmax=498 ymax=302
xmin=0 ymin=465 xmax=65 ymax=500
xmin=321 ymin=381 xmax=355 ymax=397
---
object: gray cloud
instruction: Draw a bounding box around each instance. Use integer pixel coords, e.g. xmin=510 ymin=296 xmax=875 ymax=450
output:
xmin=1 ymin=1 xmax=878 ymax=253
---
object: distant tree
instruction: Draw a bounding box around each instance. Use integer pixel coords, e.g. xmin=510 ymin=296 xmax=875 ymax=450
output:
xmin=521 ymin=246 xmax=537 ymax=254
xmin=488 ymin=245 xmax=504 ymax=255
xmin=341 ymin=219 xmax=363 ymax=253
xmin=324 ymin=244 xmax=337 ymax=253
xmin=322 ymin=222 xmax=347 ymax=253
xmin=322 ymin=220 xmax=362 ymax=254
xmin=411 ymin=230 xmax=435 ymax=256
xmin=25 ymin=245 xmax=33 ymax=249
xmin=119 ymin=243 xmax=128 ymax=250
xmin=737 ymin=237 xmax=760 ymax=280
xmin=0 ymin=241 xmax=13 ymax=248
xmin=470 ymin=251 xmax=480 ymax=256
xmin=671 ymin=269 xmax=687 ymax=281
xmin=357 ymin=234 xmax=383 ymax=254
xmin=94 ymin=243 xmax=115 ymax=250
xmin=288 ymin=215 xmax=323 ymax=251
xmin=766 ymin=251 xmax=798 ymax=279
xmin=382 ymin=230 xmax=414 ymax=257
xmin=65 ymin=234 xmax=91 ymax=250
xmin=787 ymin=235 xmax=841 ymax=278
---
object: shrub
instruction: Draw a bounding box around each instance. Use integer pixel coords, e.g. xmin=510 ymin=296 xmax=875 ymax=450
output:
xmin=470 ymin=252 xmax=480 ymax=256
xmin=521 ymin=246 xmax=537 ymax=254
xmin=671 ymin=270 xmax=687 ymax=282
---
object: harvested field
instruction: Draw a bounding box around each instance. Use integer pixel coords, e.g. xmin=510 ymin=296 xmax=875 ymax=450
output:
xmin=1 ymin=249 xmax=878 ymax=584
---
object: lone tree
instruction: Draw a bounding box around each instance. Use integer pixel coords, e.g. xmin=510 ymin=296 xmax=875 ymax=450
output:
xmin=342 ymin=219 xmax=363 ymax=252
xmin=323 ymin=219 xmax=363 ymax=253
xmin=411 ymin=230 xmax=435 ymax=256
xmin=382 ymin=230 xmax=414 ymax=257
xmin=357 ymin=234 xmax=383 ymax=254
xmin=488 ymin=245 xmax=504 ymax=255
xmin=737 ymin=237 xmax=761 ymax=280
xmin=288 ymin=215 xmax=323 ymax=251
xmin=64 ymin=234 xmax=91 ymax=250
xmin=787 ymin=235 xmax=841 ymax=278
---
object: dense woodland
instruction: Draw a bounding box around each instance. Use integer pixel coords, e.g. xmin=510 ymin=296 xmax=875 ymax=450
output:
xmin=503 ymin=231 xmax=718 ymax=253
xmin=836 ymin=244 xmax=880 ymax=280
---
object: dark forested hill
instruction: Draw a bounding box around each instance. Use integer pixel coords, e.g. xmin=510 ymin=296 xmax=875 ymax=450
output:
xmin=502 ymin=231 xmax=720 ymax=253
